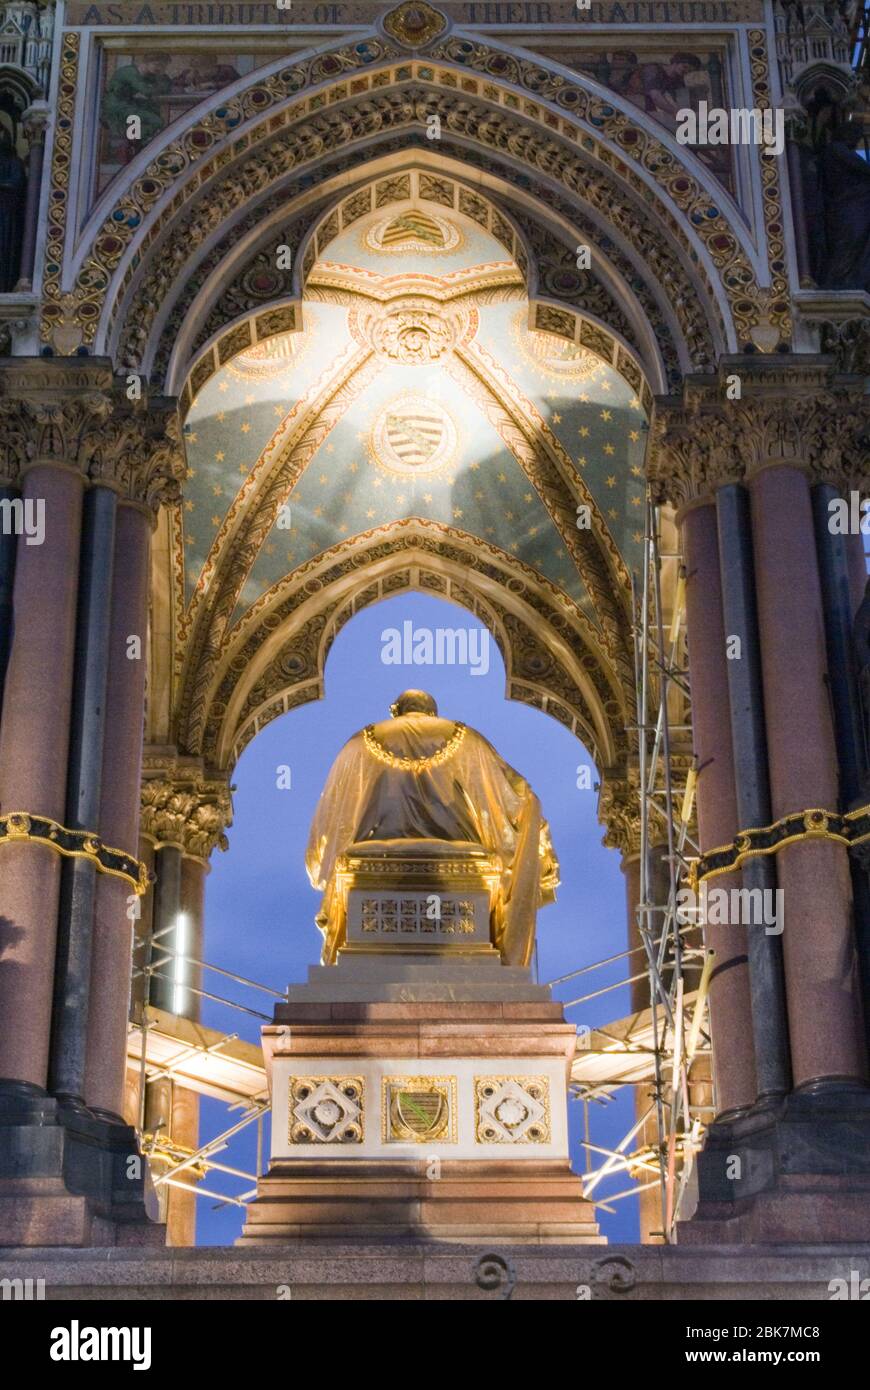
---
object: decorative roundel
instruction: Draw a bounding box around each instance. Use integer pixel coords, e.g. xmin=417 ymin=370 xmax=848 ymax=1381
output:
xmin=225 ymin=331 xmax=305 ymax=381
xmin=239 ymin=266 xmax=286 ymax=300
xmin=363 ymin=209 xmax=462 ymax=256
xmin=511 ymin=306 xmax=601 ymax=382
xmin=349 ymin=299 xmax=476 ymax=364
xmin=368 ymin=394 xmax=458 ymax=477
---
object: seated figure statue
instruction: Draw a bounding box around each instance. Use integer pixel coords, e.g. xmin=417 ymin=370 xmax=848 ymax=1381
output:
xmin=305 ymin=690 xmax=558 ymax=966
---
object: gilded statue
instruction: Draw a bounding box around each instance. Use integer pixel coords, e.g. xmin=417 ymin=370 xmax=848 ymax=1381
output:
xmin=305 ymin=690 xmax=559 ymax=967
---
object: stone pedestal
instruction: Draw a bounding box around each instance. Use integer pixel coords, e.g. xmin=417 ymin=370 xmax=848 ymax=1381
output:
xmin=677 ymin=1088 xmax=870 ymax=1245
xmin=0 ymin=1086 xmax=163 ymax=1250
xmin=239 ymin=957 xmax=601 ymax=1244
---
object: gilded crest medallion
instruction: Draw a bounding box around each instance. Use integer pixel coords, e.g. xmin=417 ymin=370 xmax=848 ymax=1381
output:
xmin=383 ymin=1077 xmax=457 ymax=1142
xmin=364 ymin=210 xmax=461 ymax=256
xmin=382 ymin=2 xmax=448 ymax=50
xmin=369 ymin=395 xmax=458 ymax=477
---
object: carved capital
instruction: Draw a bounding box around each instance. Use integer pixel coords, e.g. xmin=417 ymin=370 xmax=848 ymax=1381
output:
xmin=650 ymin=357 xmax=870 ymax=508
xmin=87 ymin=395 xmax=186 ymax=512
xmin=0 ymin=358 xmax=114 ymax=482
xmin=141 ymin=762 xmax=233 ymax=860
xmin=648 ymin=399 xmax=739 ymax=510
xmin=598 ymin=773 xmax=642 ymax=858
xmin=0 ymin=360 xmax=186 ymax=507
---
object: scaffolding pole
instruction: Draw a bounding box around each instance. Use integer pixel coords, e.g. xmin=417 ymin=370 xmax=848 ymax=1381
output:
xmin=629 ymin=490 xmax=709 ymax=1242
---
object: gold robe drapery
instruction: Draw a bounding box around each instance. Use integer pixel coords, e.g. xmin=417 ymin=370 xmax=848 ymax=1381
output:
xmin=305 ymin=712 xmax=558 ymax=966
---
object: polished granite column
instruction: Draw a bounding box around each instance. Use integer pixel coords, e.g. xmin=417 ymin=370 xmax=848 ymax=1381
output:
xmin=682 ymin=500 xmax=758 ymax=1117
xmin=85 ymin=501 xmax=152 ymax=1120
xmin=653 ymin=359 xmax=870 ymax=1243
xmin=0 ymin=365 xmax=183 ymax=1247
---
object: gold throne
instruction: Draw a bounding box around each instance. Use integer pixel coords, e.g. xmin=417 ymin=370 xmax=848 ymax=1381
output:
xmin=318 ymin=839 xmax=506 ymax=964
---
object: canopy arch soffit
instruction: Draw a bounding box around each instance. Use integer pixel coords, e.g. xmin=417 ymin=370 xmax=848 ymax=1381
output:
xmin=178 ymin=521 xmax=629 ymax=778
xmin=45 ymin=34 xmax=788 ymax=370
xmin=165 ymin=160 xmax=666 ymax=405
xmin=171 ymin=308 xmax=639 ymax=753
xmin=103 ymin=94 xmax=729 ymax=382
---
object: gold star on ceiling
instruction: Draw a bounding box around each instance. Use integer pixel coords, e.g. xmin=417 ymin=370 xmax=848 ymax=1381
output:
xmin=211 ymin=514 xmax=221 ymax=527
xmin=579 ymin=426 xmax=589 ymax=438
xmin=605 ymin=476 xmax=616 ymax=488
xmin=604 ymin=443 xmax=615 ymax=455
xmin=600 ymin=410 xmax=612 ymax=421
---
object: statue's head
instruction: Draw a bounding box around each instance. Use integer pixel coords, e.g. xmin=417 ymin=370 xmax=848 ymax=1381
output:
xmin=390 ymin=689 xmax=438 ymax=718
